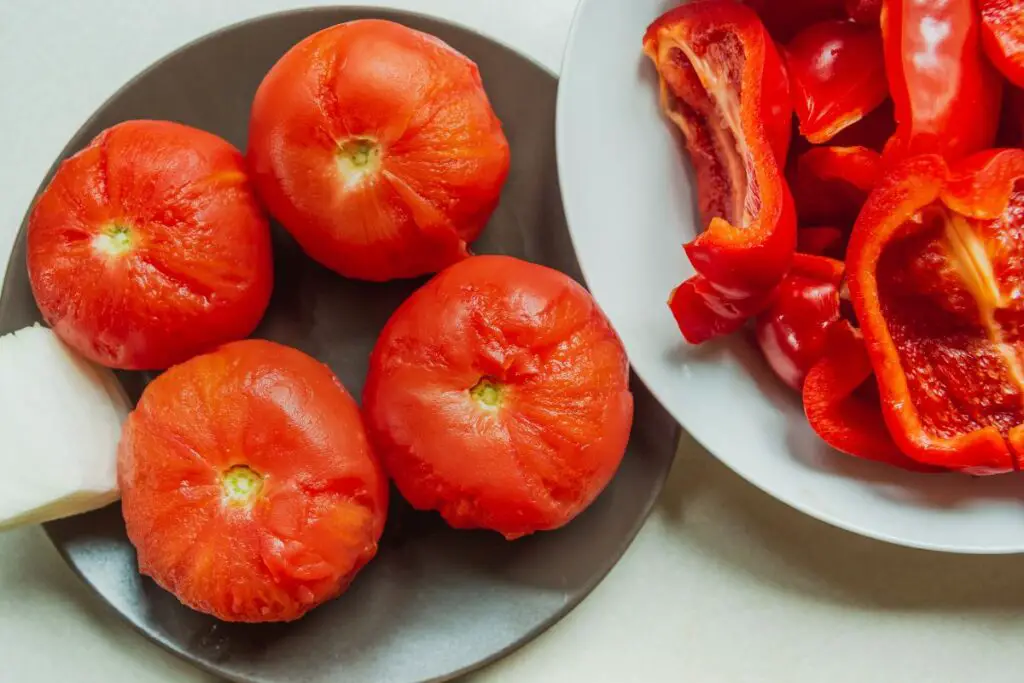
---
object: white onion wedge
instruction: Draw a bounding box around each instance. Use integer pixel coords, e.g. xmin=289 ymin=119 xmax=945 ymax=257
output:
xmin=0 ymin=324 xmax=131 ymax=529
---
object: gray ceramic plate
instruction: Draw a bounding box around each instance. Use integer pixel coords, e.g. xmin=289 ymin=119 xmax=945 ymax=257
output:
xmin=0 ymin=7 xmax=678 ymax=683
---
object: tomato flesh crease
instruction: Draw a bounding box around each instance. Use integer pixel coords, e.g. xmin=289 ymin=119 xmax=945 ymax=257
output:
xmin=654 ymin=33 xmax=759 ymax=231
xmin=875 ymin=184 xmax=1024 ymax=459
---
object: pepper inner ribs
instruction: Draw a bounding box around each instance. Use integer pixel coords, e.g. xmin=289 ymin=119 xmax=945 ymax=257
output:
xmin=654 ymin=34 xmax=761 ymax=229
xmin=874 ymin=181 xmax=1024 ymax=469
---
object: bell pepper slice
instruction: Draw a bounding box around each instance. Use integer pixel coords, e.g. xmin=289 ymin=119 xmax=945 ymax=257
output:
xmin=797 ymin=226 xmax=845 ymax=258
xmin=980 ymin=0 xmax=1024 ymax=88
xmin=742 ymin=0 xmax=845 ymax=43
xmin=846 ymin=0 xmax=882 ymax=25
xmin=645 ymin=1 xmax=796 ymax=343
xmin=881 ymin=0 xmax=1003 ymax=162
xmin=847 ymin=150 xmax=1024 ymax=474
xmin=755 ymin=253 xmax=843 ymax=390
xmin=803 ymin=321 xmax=941 ymax=472
xmin=791 ymin=145 xmax=882 ymax=230
xmin=784 ymin=20 xmax=888 ymax=144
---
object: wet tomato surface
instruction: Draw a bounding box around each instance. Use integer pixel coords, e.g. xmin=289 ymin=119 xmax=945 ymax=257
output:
xmin=119 ymin=340 xmax=388 ymax=622
xmin=27 ymin=120 xmax=273 ymax=370
xmin=248 ymin=19 xmax=510 ymax=282
xmin=363 ymin=255 xmax=633 ymax=540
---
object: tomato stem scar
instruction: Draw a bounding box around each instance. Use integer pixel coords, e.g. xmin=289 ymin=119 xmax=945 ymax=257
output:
xmin=92 ymin=224 xmax=133 ymax=257
xmin=470 ymin=377 xmax=504 ymax=411
xmin=222 ymin=465 xmax=264 ymax=507
xmin=336 ymin=137 xmax=381 ymax=188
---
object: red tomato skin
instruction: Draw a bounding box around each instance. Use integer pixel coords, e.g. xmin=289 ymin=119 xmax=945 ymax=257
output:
xmin=27 ymin=120 xmax=273 ymax=370
xmin=119 ymin=340 xmax=388 ymax=623
xmin=247 ymin=20 xmax=511 ymax=282
xmin=363 ymin=255 xmax=633 ymax=540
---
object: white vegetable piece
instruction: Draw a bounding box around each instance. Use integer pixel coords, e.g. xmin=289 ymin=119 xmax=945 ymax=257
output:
xmin=0 ymin=324 xmax=131 ymax=529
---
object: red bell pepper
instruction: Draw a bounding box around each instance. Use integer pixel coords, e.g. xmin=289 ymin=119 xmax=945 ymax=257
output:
xmin=797 ymin=226 xmax=845 ymax=258
xmin=847 ymin=149 xmax=1024 ymax=474
xmin=784 ymin=20 xmax=888 ymax=144
xmin=742 ymin=0 xmax=845 ymax=42
xmin=996 ymin=86 xmax=1024 ymax=148
xmin=645 ymin=1 xmax=796 ymax=343
xmin=846 ymin=0 xmax=882 ymax=25
xmin=881 ymin=0 xmax=1003 ymax=162
xmin=803 ymin=321 xmax=941 ymax=472
xmin=755 ymin=253 xmax=843 ymax=390
xmin=980 ymin=0 xmax=1024 ymax=87
xmin=790 ymin=145 xmax=882 ymax=230
xmin=826 ymin=98 xmax=897 ymax=151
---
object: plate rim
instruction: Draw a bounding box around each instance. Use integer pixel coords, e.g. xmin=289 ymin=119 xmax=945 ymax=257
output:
xmin=555 ymin=0 xmax=1024 ymax=556
xmin=0 ymin=6 xmax=681 ymax=682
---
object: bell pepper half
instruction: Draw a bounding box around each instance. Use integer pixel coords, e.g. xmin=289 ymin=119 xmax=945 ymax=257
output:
xmin=881 ymin=0 xmax=1003 ymax=162
xmin=980 ymin=0 xmax=1024 ymax=88
xmin=790 ymin=145 xmax=882 ymax=231
xmin=803 ymin=321 xmax=942 ymax=472
xmin=847 ymin=149 xmax=1024 ymax=474
xmin=755 ymin=253 xmax=843 ymax=390
xmin=645 ymin=0 xmax=796 ymax=343
xmin=784 ymin=20 xmax=888 ymax=144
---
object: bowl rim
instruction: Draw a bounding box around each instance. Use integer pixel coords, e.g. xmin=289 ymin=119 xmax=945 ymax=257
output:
xmin=555 ymin=0 xmax=1024 ymax=556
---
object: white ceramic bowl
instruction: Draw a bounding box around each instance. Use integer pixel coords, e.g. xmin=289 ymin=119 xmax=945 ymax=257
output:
xmin=556 ymin=0 xmax=1024 ymax=553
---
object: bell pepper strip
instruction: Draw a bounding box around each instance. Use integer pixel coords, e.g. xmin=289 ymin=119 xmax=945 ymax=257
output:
xmin=644 ymin=1 xmax=796 ymax=343
xmin=846 ymin=0 xmax=882 ymax=25
xmin=797 ymin=226 xmax=845 ymax=258
xmin=881 ymin=0 xmax=1003 ymax=163
xmin=803 ymin=321 xmax=942 ymax=472
xmin=790 ymin=146 xmax=882 ymax=230
xmin=742 ymin=0 xmax=845 ymax=43
xmin=755 ymin=253 xmax=843 ymax=390
xmin=980 ymin=0 xmax=1024 ymax=88
xmin=784 ymin=20 xmax=888 ymax=144
xmin=846 ymin=150 xmax=1024 ymax=474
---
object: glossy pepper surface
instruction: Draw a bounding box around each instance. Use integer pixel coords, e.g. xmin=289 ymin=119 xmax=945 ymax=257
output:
xmin=755 ymin=253 xmax=843 ymax=390
xmin=784 ymin=20 xmax=888 ymax=144
xmin=790 ymin=145 xmax=883 ymax=231
xmin=881 ymin=0 xmax=1003 ymax=162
